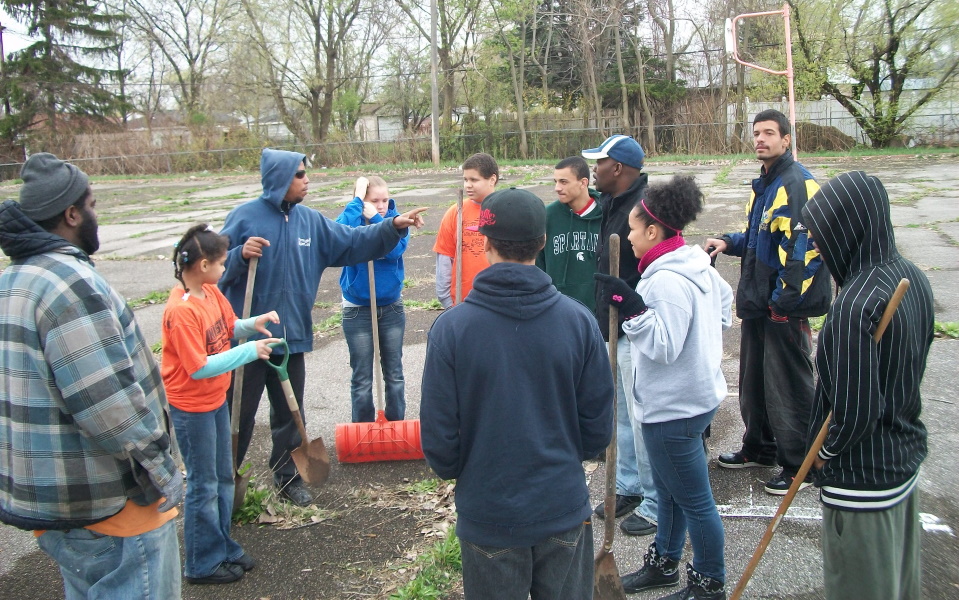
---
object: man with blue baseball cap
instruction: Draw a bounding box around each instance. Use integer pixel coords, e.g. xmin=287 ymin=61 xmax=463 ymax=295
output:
xmin=582 ymin=134 xmax=660 ymax=541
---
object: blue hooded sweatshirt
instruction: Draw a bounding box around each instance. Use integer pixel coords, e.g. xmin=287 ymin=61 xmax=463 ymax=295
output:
xmin=219 ymin=149 xmax=407 ymax=354
xmin=335 ymin=196 xmax=407 ymax=305
xmin=421 ymin=263 xmax=614 ymax=547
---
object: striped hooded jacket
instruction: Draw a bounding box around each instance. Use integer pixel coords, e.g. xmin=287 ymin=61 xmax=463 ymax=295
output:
xmin=802 ymin=171 xmax=934 ymax=511
xmin=0 ymin=201 xmax=179 ymax=530
xmin=722 ymin=151 xmax=831 ymax=318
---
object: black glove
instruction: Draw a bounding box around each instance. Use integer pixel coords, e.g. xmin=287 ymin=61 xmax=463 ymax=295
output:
xmin=594 ymin=273 xmax=647 ymax=318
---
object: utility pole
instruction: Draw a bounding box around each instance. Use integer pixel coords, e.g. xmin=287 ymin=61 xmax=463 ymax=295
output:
xmin=0 ymin=20 xmax=11 ymax=116
xmin=429 ymin=0 xmax=440 ymax=165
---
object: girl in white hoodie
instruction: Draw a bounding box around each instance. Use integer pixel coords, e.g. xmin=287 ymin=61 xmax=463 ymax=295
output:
xmin=595 ymin=175 xmax=733 ymax=600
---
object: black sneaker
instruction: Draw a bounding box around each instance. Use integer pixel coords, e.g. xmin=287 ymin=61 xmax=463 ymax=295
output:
xmin=764 ymin=471 xmax=812 ymax=496
xmin=620 ymin=513 xmax=657 ymax=536
xmin=717 ymin=450 xmax=776 ymax=469
xmin=621 ymin=542 xmax=680 ymax=593
xmin=659 ymin=563 xmax=726 ymax=599
xmin=593 ymin=494 xmax=644 ymax=519
xmin=279 ymin=481 xmax=314 ymax=507
xmin=228 ymin=552 xmax=256 ymax=572
xmin=185 ymin=563 xmax=244 ymax=585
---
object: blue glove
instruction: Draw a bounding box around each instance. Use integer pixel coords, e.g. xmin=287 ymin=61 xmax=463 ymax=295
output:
xmin=594 ymin=273 xmax=648 ymax=319
xmin=155 ymin=469 xmax=184 ymax=513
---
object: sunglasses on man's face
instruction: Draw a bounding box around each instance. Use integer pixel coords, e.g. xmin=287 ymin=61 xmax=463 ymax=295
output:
xmin=294 ymin=170 xmax=307 ymax=179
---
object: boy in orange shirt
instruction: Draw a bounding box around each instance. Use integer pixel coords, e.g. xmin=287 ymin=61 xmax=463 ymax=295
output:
xmin=434 ymin=153 xmax=499 ymax=307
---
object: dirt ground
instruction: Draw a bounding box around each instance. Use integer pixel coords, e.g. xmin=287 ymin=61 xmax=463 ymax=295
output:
xmin=0 ymin=153 xmax=957 ymax=599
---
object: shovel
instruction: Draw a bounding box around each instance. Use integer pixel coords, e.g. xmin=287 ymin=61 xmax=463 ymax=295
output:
xmin=455 ymin=187 xmax=464 ymax=304
xmin=231 ymin=257 xmax=257 ymax=514
xmin=263 ymin=339 xmax=331 ymax=486
xmin=730 ymin=278 xmax=911 ymax=600
xmin=594 ymin=233 xmax=627 ymax=600
xmin=334 ymin=260 xmax=424 ymax=463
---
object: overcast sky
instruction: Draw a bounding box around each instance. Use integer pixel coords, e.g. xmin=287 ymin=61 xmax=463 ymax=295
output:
xmin=1 ymin=8 xmax=32 ymax=54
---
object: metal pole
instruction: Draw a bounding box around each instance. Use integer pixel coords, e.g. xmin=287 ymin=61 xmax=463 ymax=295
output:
xmin=783 ymin=4 xmax=798 ymax=158
xmin=0 ymin=20 xmax=11 ymax=116
xmin=429 ymin=0 xmax=440 ymax=165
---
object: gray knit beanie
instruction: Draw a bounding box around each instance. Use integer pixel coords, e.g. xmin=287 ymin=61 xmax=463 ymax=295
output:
xmin=19 ymin=153 xmax=90 ymax=221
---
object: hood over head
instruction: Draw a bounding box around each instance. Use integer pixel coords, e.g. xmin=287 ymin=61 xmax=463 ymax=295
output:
xmin=259 ymin=148 xmax=307 ymax=209
xmin=0 ymin=200 xmax=82 ymax=260
xmin=802 ymin=171 xmax=897 ymax=287
xmin=642 ymin=244 xmax=715 ymax=293
xmin=465 ymin=262 xmax=561 ymax=320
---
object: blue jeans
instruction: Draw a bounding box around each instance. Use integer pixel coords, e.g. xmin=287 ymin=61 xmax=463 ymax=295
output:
xmin=171 ymin=403 xmax=244 ymax=578
xmin=643 ymin=408 xmax=725 ymax=582
xmin=37 ymin=519 xmax=180 ymax=600
xmin=616 ymin=336 xmax=658 ymax=522
xmin=460 ymin=522 xmax=593 ymax=600
xmin=342 ymin=301 xmax=406 ymax=422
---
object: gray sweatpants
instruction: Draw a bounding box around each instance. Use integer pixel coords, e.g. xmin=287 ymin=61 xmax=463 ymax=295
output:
xmin=822 ymin=489 xmax=922 ymax=600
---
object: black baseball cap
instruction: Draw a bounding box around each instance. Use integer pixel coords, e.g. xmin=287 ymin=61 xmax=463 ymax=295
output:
xmin=467 ymin=187 xmax=546 ymax=241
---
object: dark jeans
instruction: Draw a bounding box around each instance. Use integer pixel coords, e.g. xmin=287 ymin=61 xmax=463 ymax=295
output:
xmin=738 ymin=314 xmax=815 ymax=474
xmin=459 ymin=521 xmax=593 ymax=600
xmin=341 ymin=301 xmax=406 ymax=422
xmin=227 ymin=351 xmax=307 ymax=486
xmin=171 ymin=403 xmax=244 ymax=578
xmin=644 ymin=409 xmax=725 ymax=582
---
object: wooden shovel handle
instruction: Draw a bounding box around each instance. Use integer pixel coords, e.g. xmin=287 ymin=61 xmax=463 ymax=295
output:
xmin=731 ymin=278 xmax=911 ymax=600
xmin=231 ymin=257 xmax=258 ymax=470
xmin=602 ymin=235 xmax=621 ymax=551
xmin=455 ymin=188 xmax=464 ymax=305
xmin=280 ymin=377 xmax=310 ymax=445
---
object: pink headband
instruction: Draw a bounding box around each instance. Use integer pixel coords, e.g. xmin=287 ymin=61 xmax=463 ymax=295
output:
xmin=641 ymin=199 xmax=681 ymax=235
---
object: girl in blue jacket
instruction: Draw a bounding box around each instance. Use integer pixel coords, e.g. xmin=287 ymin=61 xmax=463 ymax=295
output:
xmin=336 ymin=177 xmax=408 ymax=422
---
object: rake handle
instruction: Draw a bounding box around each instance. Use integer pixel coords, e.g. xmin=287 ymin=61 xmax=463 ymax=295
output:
xmin=730 ymin=278 xmax=911 ymax=600
xmin=602 ymin=234 xmax=620 ymax=552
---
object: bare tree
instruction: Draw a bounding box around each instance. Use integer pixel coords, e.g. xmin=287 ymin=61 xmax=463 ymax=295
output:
xmin=394 ymin=0 xmax=480 ymax=130
xmin=126 ymin=0 xmax=238 ymax=116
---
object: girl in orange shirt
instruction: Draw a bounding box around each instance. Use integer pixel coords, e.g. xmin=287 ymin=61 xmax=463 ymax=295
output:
xmin=161 ymin=224 xmax=279 ymax=585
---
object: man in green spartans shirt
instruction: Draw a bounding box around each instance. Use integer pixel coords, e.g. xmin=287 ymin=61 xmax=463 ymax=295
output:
xmin=536 ymin=156 xmax=603 ymax=311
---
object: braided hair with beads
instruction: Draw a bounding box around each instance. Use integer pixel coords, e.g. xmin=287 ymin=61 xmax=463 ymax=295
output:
xmin=172 ymin=223 xmax=230 ymax=294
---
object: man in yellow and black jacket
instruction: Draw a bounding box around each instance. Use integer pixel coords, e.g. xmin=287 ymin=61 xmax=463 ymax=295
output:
xmin=705 ymin=109 xmax=831 ymax=495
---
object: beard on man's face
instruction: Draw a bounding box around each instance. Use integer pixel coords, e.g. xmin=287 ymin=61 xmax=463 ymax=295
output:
xmin=77 ymin=207 xmax=100 ymax=255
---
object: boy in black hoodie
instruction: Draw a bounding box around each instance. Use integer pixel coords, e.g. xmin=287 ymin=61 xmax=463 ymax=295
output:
xmin=802 ymin=171 xmax=934 ymax=600
xmin=421 ymin=188 xmax=614 ymax=599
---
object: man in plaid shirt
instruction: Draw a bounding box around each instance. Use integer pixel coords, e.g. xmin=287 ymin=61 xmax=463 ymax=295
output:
xmin=0 ymin=153 xmax=183 ymax=599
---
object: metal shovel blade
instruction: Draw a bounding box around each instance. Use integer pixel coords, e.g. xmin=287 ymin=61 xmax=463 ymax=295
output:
xmin=594 ymin=550 xmax=627 ymax=600
xmin=291 ymin=435 xmax=331 ymax=486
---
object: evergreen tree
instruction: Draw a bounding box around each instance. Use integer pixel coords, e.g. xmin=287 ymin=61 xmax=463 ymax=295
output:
xmin=0 ymin=0 xmax=127 ymax=147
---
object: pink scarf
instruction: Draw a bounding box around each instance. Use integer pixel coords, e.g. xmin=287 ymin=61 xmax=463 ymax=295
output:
xmin=639 ymin=235 xmax=686 ymax=274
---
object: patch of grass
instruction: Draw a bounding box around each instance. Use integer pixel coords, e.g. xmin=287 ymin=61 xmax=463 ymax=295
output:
xmin=128 ymin=290 xmax=168 ymax=309
xmin=825 ymin=168 xmax=842 ymax=178
xmin=233 ymin=473 xmax=272 ymax=524
xmin=809 ymin=315 xmax=827 ymax=332
xmin=313 ymin=300 xmax=334 ymax=309
xmin=404 ymin=299 xmax=443 ymax=310
xmin=403 ymin=278 xmax=414 ymax=289
xmin=404 ymin=478 xmax=441 ymax=495
xmin=389 ymin=530 xmax=462 ymax=600
xmin=314 ymin=313 xmax=342 ymax=333
xmin=934 ymin=322 xmax=959 ymax=339
xmin=130 ymin=228 xmax=166 ymax=239
xmin=714 ymin=162 xmax=735 ymax=184
xmin=151 ymin=341 xmax=163 ymax=354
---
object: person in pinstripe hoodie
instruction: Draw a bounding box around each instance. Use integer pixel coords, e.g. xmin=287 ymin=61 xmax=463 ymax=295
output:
xmin=802 ymin=171 xmax=934 ymax=600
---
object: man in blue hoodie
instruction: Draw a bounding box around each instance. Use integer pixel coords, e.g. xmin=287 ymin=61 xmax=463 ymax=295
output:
xmin=421 ymin=187 xmax=614 ymax=599
xmin=220 ymin=149 xmax=424 ymax=506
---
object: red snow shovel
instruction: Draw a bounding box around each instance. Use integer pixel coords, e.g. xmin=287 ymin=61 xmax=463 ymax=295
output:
xmin=335 ymin=261 xmax=424 ymax=463
xmin=263 ymin=339 xmax=331 ymax=485
xmin=730 ymin=278 xmax=911 ymax=600
xmin=593 ymin=234 xmax=628 ymax=600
